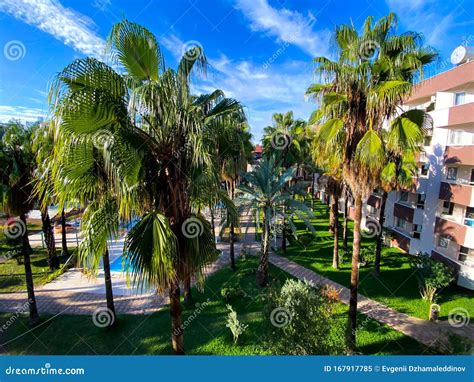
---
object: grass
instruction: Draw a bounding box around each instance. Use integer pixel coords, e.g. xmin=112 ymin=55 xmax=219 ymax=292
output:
xmin=283 ymin=199 xmax=474 ymax=321
xmin=0 ymin=257 xmax=432 ymax=355
xmin=0 ymin=244 xmax=71 ymax=293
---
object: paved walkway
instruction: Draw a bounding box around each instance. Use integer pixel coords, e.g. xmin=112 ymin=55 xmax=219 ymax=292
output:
xmin=0 ymin=241 xmax=251 ymax=315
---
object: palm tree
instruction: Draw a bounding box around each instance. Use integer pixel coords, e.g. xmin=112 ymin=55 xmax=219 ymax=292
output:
xmin=216 ymin=117 xmax=251 ymax=269
xmin=31 ymin=123 xmax=59 ymax=270
xmin=307 ymin=13 xmax=436 ymax=349
xmin=374 ymin=150 xmax=419 ymax=276
xmin=238 ymin=155 xmax=314 ymax=286
xmin=50 ymin=20 xmax=245 ymax=354
xmin=310 ymin=131 xmax=344 ymax=269
xmin=262 ymin=112 xmax=310 ymax=252
xmin=0 ymin=121 xmax=39 ymax=324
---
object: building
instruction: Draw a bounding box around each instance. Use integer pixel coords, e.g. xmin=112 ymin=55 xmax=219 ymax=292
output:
xmin=317 ymin=46 xmax=474 ymax=290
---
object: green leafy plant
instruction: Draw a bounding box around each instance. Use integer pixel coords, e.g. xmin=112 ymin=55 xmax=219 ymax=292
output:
xmin=221 ymin=286 xmax=245 ymax=302
xmin=267 ymin=279 xmax=346 ymax=355
xmin=410 ymin=253 xmax=454 ymax=302
xmin=359 ymin=247 xmax=376 ymax=267
xmin=225 ymin=304 xmax=248 ymax=344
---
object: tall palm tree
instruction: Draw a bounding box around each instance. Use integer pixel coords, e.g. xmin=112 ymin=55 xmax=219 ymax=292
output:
xmin=262 ymin=112 xmax=310 ymax=252
xmin=307 ymin=13 xmax=436 ymax=349
xmin=311 ymin=130 xmax=344 ymax=269
xmin=374 ymin=149 xmax=419 ymax=276
xmin=50 ymin=20 xmax=246 ymax=354
xmin=0 ymin=121 xmax=39 ymax=324
xmin=238 ymin=156 xmax=314 ymax=286
xmin=31 ymin=123 xmax=59 ymax=270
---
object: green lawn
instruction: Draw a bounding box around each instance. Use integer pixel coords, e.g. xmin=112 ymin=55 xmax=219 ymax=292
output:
xmin=0 ymin=245 xmax=71 ymax=293
xmin=0 ymin=257 xmax=432 ymax=355
xmin=283 ymin=200 xmax=473 ymax=321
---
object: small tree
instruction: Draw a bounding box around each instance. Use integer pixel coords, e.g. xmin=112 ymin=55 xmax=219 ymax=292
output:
xmin=410 ymin=253 xmax=454 ymax=302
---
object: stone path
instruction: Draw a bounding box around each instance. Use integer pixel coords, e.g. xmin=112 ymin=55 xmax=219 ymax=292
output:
xmin=0 ymin=242 xmax=248 ymax=315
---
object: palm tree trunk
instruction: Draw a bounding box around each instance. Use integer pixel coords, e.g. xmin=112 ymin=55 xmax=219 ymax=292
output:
xmin=374 ymin=191 xmax=387 ymax=277
xmin=256 ymin=214 xmax=269 ymax=287
xmin=41 ymin=206 xmax=58 ymax=270
xmin=209 ymin=203 xmax=215 ymax=241
xmin=170 ymin=281 xmax=185 ymax=354
xmin=348 ymin=193 xmax=362 ymax=351
xmin=60 ymin=208 xmax=69 ymax=256
xmin=229 ymin=179 xmax=236 ymax=270
xmin=102 ymin=247 xmax=116 ymax=325
xmin=329 ymin=196 xmax=335 ymax=233
xmin=331 ymin=195 xmax=339 ymax=269
xmin=343 ymin=196 xmax=349 ymax=250
xmin=281 ymin=200 xmax=287 ymax=252
xmin=20 ymin=214 xmax=39 ymax=325
xmin=183 ymin=276 xmax=192 ymax=305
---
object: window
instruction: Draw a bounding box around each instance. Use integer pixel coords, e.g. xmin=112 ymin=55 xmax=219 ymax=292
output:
xmin=399 ymin=191 xmax=409 ymax=202
xmin=423 ymin=135 xmax=432 ymax=146
xmin=470 ymin=169 xmax=474 ymax=185
xmin=446 ymin=167 xmax=458 ymax=181
xmin=438 ymin=236 xmax=450 ymax=249
xmin=442 ymin=201 xmax=454 ymax=215
xmin=465 ymin=207 xmax=474 ymax=227
xmin=458 ymin=246 xmax=470 ymax=262
xmin=412 ymin=224 xmax=422 ymax=239
xmin=448 ymin=130 xmax=474 ymax=145
xmin=395 ymin=217 xmax=407 ymax=229
xmin=420 ymin=163 xmax=429 ymax=177
xmin=416 ymin=193 xmax=426 ymax=209
xmin=454 ymin=92 xmax=465 ymax=106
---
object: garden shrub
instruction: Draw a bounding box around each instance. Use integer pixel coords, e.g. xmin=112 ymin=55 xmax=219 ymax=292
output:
xmin=266 ymin=279 xmax=347 ymax=355
xmin=410 ymin=253 xmax=454 ymax=302
xmin=221 ymin=286 xmax=246 ymax=302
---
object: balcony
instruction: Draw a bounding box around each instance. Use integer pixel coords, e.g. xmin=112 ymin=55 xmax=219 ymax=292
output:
xmin=367 ymin=194 xmax=381 ymax=209
xmin=439 ymin=181 xmax=474 ymax=207
xmin=394 ymin=202 xmax=415 ymax=222
xmin=387 ymin=228 xmax=410 ymax=252
xmin=435 ymin=216 xmax=474 ymax=248
xmin=448 ymin=102 xmax=474 ymax=126
xmin=444 ymin=146 xmax=474 ymax=166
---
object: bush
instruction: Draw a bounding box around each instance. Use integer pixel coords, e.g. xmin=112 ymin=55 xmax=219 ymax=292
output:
xmin=359 ymin=247 xmax=375 ymax=267
xmin=410 ymin=253 xmax=454 ymax=302
xmin=266 ymin=279 xmax=347 ymax=355
xmin=220 ymin=286 xmax=246 ymax=302
xmin=225 ymin=304 xmax=248 ymax=344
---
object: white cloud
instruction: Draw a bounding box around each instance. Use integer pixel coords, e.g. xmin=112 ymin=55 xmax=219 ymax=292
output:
xmin=234 ymin=0 xmax=330 ymax=57
xmin=0 ymin=0 xmax=106 ymax=59
xmin=0 ymin=105 xmax=47 ymax=123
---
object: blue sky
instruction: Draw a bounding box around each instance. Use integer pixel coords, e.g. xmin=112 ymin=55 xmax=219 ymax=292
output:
xmin=0 ymin=0 xmax=473 ymax=141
